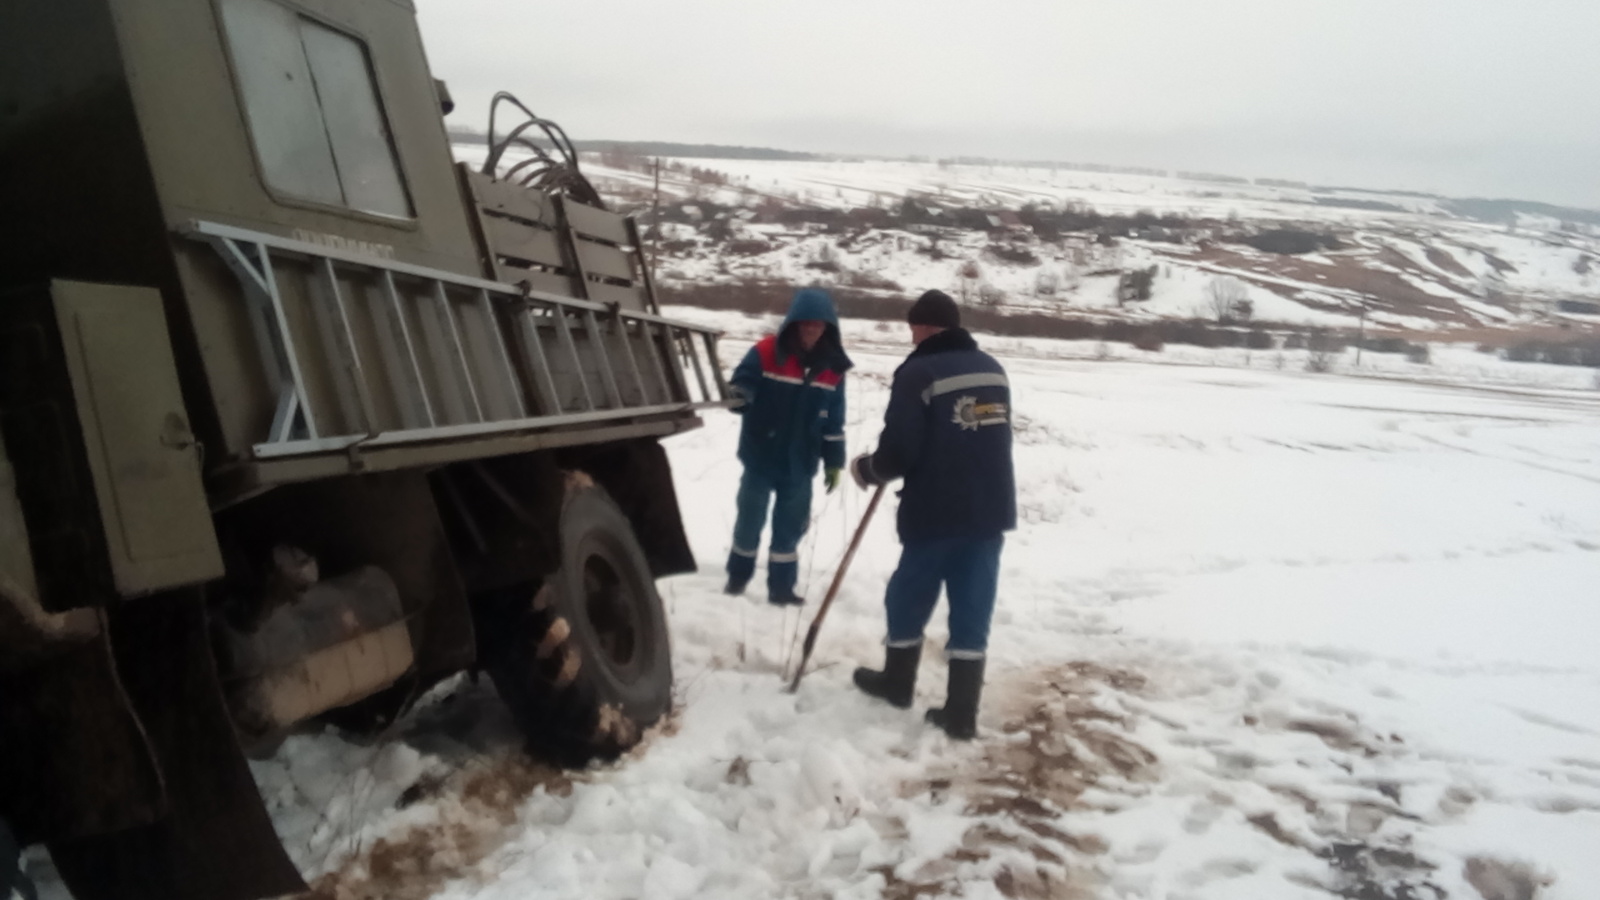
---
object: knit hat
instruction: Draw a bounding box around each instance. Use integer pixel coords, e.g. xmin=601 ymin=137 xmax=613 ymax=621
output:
xmin=907 ymin=289 xmax=961 ymax=329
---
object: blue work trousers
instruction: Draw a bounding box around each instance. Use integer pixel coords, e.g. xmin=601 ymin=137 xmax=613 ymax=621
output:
xmin=884 ymin=534 xmax=1004 ymax=659
xmin=726 ymin=468 xmax=813 ymax=593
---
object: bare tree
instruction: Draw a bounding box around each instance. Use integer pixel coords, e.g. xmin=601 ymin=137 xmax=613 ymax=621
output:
xmin=1205 ymin=276 xmax=1248 ymax=322
xmin=957 ymin=259 xmax=982 ymax=304
xmin=1060 ymin=264 xmax=1082 ymax=293
xmin=1034 ymin=270 xmax=1059 ymax=298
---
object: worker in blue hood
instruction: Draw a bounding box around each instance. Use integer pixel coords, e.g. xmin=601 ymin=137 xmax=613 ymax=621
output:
xmin=725 ymin=288 xmax=853 ymax=605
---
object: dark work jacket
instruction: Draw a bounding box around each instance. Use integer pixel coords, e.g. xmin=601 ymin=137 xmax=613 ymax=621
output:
xmin=729 ymin=289 xmax=851 ymax=483
xmin=859 ymin=328 xmax=1016 ymax=542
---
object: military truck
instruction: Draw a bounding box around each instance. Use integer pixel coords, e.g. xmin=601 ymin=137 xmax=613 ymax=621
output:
xmin=0 ymin=2 xmax=735 ymax=898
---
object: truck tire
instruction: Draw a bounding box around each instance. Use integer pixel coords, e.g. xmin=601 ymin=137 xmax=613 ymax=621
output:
xmin=488 ymin=482 xmax=672 ymax=765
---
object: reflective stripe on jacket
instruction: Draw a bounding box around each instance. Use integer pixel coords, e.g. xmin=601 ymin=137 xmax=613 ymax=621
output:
xmin=731 ymin=334 xmax=847 ymax=483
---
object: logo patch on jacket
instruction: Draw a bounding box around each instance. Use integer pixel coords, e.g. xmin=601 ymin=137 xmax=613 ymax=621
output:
xmin=952 ymin=395 xmax=1009 ymax=431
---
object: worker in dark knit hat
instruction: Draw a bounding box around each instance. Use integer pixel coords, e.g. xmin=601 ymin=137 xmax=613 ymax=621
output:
xmin=849 ymin=289 xmax=1016 ymax=740
xmin=906 ymin=287 xmax=962 ymax=330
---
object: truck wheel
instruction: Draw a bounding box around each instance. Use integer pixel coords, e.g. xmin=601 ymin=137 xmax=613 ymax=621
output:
xmin=488 ymin=481 xmax=672 ymax=764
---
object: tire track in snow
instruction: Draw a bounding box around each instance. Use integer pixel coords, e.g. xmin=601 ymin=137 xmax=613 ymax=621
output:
xmin=879 ymin=652 xmax=1579 ymax=900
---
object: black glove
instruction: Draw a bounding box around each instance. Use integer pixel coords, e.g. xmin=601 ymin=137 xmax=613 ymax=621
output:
xmin=850 ymin=453 xmax=878 ymax=490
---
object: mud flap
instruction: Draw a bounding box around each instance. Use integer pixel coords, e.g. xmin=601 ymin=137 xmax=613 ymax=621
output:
xmin=557 ymin=438 xmax=695 ymax=577
xmin=49 ymin=593 xmax=304 ymax=900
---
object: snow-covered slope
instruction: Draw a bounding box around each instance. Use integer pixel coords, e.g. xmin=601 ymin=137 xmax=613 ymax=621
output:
xmin=28 ymin=320 xmax=1595 ymax=900
xmin=489 ymin=146 xmax=1598 ymax=335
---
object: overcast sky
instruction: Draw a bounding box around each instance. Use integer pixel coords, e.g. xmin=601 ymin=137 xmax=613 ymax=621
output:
xmin=415 ymin=0 xmax=1600 ymax=209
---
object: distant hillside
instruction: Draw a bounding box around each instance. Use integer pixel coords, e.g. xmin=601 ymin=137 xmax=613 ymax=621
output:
xmin=446 ymin=128 xmax=1600 ymax=220
xmin=1443 ymin=197 xmax=1600 ymax=227
xmin=446 ymin=129 xmax=825 ymax=161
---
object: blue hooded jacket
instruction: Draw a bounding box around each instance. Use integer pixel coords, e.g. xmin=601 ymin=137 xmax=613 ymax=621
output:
xmin=729 ymin=289 xmax=852 ymax=483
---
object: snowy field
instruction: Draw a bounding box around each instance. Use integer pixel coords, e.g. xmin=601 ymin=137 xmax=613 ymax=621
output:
xmin=27 ymin=316 xmax=1600 ymax=900
xmin=456 ymin=141 xmax=1600 ymax=334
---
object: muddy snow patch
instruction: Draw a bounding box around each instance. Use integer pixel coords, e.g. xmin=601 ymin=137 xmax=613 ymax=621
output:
xmin=874 ymin=662 xmax=1153 ymax=899
xmin=302 ymin=752 xmax=573 ymax=900
xmin=865 ymin=653 xmax=1560 ymax=900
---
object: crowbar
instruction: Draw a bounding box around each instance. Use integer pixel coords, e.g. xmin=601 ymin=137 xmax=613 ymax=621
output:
xmin=788 ymin=484 xmax=887 ymax=693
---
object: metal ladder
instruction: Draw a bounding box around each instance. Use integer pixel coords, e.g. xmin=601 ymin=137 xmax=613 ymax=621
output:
xmin=185 ymin=220 xmax=732 ymax=461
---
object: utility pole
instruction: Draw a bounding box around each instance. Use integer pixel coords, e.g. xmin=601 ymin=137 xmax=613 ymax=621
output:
xmin=650 ymin=157 xmax=661 ymax=271
xmin=1355 ymin=306 xmax=1367 ymax=367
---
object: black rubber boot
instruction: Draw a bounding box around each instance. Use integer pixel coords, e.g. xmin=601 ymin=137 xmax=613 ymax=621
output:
xmin=726 ymin=548 xmax=757 ymax=597
xmin=767 ymin=588 xmax=804 ymax=607
xmin=853 ymin=643 xmax=921 ymax=709
xmin=926 ymin=658 xmax=985 ymax=740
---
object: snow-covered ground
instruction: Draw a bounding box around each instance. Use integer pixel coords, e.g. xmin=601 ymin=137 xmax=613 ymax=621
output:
xmin=26 ymin=315 xmax=1600 ymax=900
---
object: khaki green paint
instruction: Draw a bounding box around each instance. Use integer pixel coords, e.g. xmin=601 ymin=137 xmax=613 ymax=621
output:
xmin=0 ymin=431 xmax=41 ymax=608
xmin=51 ymin=280 xmax=224 ymax=595
xmin=106 ymin=0 xmax=489 ymax=459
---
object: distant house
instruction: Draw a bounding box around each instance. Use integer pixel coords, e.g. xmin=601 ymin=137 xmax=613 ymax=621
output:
xmin=1132 ymin=225 xmax=1184 ymax=243
xmin=986 ymin=210 xmax=1032 ymax=240
xmin=847 ymin=207 xmax=890 ymax=228
xmin=1060 ymin=235 xmax=1095 ymax=266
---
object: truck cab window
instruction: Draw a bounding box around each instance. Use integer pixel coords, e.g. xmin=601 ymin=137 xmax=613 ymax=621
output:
xmin=220 ymin=0 xmax=412 ymax=219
